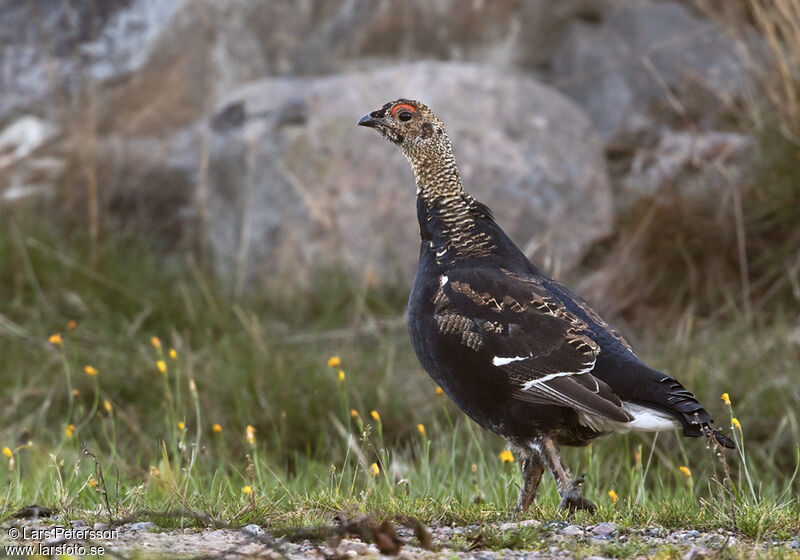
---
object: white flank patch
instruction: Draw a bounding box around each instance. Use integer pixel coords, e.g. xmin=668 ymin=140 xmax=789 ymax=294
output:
xmin=577 ymin=401 xmax=679 ymax=433
xmin=623 ymin=402 xmax=678 ymax=431
xmin=439 ymin=275 xmax=449 ymax=287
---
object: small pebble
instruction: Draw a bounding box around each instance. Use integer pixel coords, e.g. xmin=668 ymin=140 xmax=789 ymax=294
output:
xmin=128 ymin=521 xmax=156 ymax=532
xmin=242 ymin=524 xmax=265 ymax=537
xmin=561 ymin=525 xmax=584 ymax=537
xmin=500 ymin=519 xmax=542 ymax=531
xmin=591 ymin=522 xmax=618 ymax=536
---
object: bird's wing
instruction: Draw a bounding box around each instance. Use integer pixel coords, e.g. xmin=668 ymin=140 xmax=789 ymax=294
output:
xmin=435 ymin=267 xmax=632 ymax=423
xmin=544 ymin=280 xmax=636 ymax=355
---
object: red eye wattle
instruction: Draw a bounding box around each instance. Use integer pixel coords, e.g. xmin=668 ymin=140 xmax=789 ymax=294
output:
xmin=391 ymin=104 xmax=416 ymax=117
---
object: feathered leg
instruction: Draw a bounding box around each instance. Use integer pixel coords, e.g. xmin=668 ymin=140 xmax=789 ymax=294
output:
xmin=541 ymin=436 xmax=596 ymax=513
xmin=514 ymin=452 xmax=545 ymax=512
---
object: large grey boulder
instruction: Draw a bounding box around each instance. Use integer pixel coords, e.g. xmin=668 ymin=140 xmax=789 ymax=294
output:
xmin=202 ymin=62 xmax=611 ymax=286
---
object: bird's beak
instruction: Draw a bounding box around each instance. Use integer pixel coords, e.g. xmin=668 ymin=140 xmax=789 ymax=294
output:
xmin=357 ymin=113 xmax=381 ymax=128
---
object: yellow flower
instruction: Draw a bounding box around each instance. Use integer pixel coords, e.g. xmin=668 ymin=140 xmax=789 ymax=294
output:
xmin=246 ymin=424 xmax=256 ymax=445
xmin=679 ymin=466 xmax=692 ymax=478
xmin=177 ymin=421 xmax=185 ymax=431
xmin=371 ymin=462 xmax=380 ymax=476
xmin=721 ymin=393 xmax=731 ymax=406
xmin=212 ymin=423 xmax=223 ymax=433
xmin=84 ymin=365 xmax=98 ymax=377
xmin=67 ymin=320 xmax=77 ymax=330
xmin=350 ymin=409 xmax=359 ymax=419
xmin=49 ymin=333 xmax=63 ymax=347
xmin=608 ymin=490 xmax=619 ymax=503
xmin=2 ymin=447 xmax=11 ymax=458
xmin=338 ymin=370 xmax=345 ymax=382
xmin=327 ymin=356 xmax=341 ymax=368
xmin=370 ymin=410 xmax=380 ymax=422
xmin=241 ymin=485 xmax=253 ymax=496
xmin=88 ymin=478 xmax=98 ymax=488
xmin=156 ymin=360 xmax=167 ymax=374
xmin=103 ymin=399 xmax=112 ymax=412
xmin=732 ymin=418 xmax=741 ymax=430
xmin=435 ymin=386 xmax=444 ymax=395
xmin=169 ymin=348 xmax=177 ymax=359
xmin=72 ymin=389 xmax=80 ymax=397
xmin=151 ymin=336 xmax=162 ymax=349
xmin=65 ymin=424 xmax=75 ymax=438
xmin=499 ymin=450 xmax=514 ymax=463
xmin=417 ymin=423 xmax=426 ymax=436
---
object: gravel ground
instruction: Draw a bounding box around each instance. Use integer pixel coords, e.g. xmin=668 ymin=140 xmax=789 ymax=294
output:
xmin=3 ymin=517 xmax=799 ymax=558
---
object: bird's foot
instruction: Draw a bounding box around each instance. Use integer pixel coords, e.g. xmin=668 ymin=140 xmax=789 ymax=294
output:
xmin=557 ymin=473 xmax=596 ymax=514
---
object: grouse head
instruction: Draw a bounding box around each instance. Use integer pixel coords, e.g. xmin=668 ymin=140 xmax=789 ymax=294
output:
xmin=358 ymin=99 xmax=461 ymax=193
xmin=358 ymin=99 xmax=450 ymax=157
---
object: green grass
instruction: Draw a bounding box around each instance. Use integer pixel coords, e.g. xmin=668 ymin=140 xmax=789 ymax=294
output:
xmin=0 ymin=217 xmax=798 ymax=557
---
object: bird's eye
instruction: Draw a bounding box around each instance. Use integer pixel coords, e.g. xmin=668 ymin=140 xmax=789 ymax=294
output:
xmin=398 ymin=111 xmax=413 ymax=122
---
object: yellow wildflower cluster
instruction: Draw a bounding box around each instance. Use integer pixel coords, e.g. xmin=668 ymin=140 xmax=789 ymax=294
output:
xmin=241 ymin=485 xmax=253 ymax=496
xmin=327 ymin=356 xmax=341 ymax=368
xmin=156 ymin=360 xmax=167 ymax=374
xmin=417 ymin=423 xmax=426 ymax=436
xmin=177 ymin=421 xmax=185 ymax=431
xmin=679 ymin=466 xmax=692 ymax=478
xmin=84 ymin=365 xmax=98 ymax=377
xmin=246 ymin=425 xmax=256 ymax=445
xmin=435 ymin=386 xmax=444 ymax=395
xmin=169 ymin=348 xmax=178 ymax=359
xmin=65 ymin=424 xmax=75 ymax=438
xmin=371 ymin=462 xmax=380 ymax=476
xmin=212 ymin=423 xmax=223 ymax=433
xmin=721 ymin=393 xmax=731 ymax=406
xmin=151 ymin=336 xmax=162 ymax=349
xmin=49 ymin=333 xmax=63 ymax=347
xmin=370 ymin=410 xmax=380 ymax=422
xmin=608 ymin=490 xmax=619 ymax=503
xmin=2 ymin=447 xmax=11 ymax=458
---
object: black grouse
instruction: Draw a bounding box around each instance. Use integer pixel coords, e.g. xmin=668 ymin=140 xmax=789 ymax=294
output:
xmin=358 ymin=99 xmax=735 ymax=513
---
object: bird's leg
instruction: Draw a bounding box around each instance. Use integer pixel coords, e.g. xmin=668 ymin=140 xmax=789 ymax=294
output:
xmin=541 ymin=436 xmax=596 ymax=514
xmin=514 ymin=452 xmax=545 ymax=513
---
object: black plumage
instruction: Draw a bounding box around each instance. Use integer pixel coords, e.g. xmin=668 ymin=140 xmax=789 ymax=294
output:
xmin=358 ymin=99 xmax=734 ymax=513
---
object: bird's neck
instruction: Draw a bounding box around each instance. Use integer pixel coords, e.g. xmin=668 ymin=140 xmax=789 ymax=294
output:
xmin=410 ymin=150 xmax=497 ymax=265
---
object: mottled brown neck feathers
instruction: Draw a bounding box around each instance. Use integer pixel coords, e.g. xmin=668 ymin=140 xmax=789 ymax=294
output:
xmin=406 ymin=131 xmax=496 ymax=262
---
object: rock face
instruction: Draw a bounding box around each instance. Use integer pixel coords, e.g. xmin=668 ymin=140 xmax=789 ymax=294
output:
xmin=203 ymin=62 xmax=611 ymax=285
xmin=548 ymin=0 xmax=749 ymax=141
xmin=0 ymin=0 xmax=183 ymax=123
